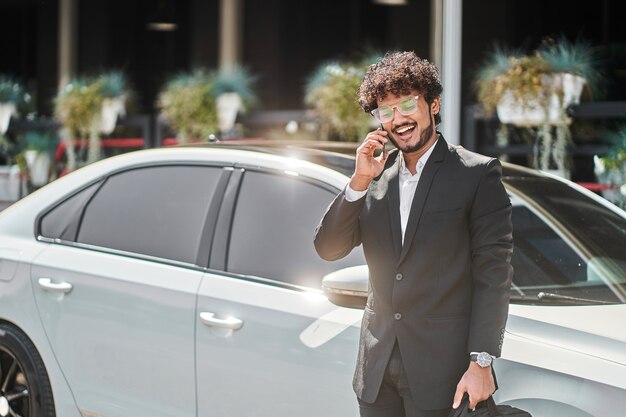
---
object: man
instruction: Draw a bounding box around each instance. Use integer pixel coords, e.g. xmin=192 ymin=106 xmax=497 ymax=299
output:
xmin=314 ymin=51 xmax=513 ymax=417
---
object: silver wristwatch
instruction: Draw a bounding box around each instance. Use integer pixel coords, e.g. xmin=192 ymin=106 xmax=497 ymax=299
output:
xmin=470 ymin=351 xmax=494 ymax=368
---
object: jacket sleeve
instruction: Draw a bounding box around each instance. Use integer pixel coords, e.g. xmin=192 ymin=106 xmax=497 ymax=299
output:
xmin=314 ymin=189 xmax=365 ymax=261
xmin=467 ymin=159 xmax=514 ymax=357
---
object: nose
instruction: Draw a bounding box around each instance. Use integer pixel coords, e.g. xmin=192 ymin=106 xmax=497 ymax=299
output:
xmin=390 ymin=107 xmax=410 ymax=124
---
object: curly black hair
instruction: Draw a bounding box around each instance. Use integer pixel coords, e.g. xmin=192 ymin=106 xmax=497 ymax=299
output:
xmin=358 ymin=51 xmax=443 ymax=125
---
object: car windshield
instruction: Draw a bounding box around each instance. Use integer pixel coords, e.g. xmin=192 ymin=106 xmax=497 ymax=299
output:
xmin=505 ymin=176 xmax=626 ymax=305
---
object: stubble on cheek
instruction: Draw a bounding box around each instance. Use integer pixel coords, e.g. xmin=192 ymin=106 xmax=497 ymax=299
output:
xmin=399 ymin=116 xmax=434 ymax=154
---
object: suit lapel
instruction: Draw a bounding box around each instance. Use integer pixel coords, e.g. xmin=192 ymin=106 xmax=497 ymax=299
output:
xmin=386 ymin=156 xmax=403 ymax=260
xmin=397 ymin=138 xmax=448 ymax=266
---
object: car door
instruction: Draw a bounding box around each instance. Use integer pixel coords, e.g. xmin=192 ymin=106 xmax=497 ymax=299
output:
xmin=31 ymin=164 xmax=229 ymax=417
xmin=195 ymin=167 xmax=365 ymax=417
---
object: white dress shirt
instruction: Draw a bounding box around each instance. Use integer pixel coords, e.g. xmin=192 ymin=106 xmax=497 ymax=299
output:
xmin=345 ymin=140 xmax=438 ymax=244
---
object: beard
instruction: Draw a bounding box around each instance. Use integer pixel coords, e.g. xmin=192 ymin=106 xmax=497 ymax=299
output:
xmin=388 ymin=114 xmax=435 ymax=154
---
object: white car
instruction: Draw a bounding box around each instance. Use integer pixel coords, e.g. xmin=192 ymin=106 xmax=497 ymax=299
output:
xmin=0 ymin=143 xmax=624 ymax=417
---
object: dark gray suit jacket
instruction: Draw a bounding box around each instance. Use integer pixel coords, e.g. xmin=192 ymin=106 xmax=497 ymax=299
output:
xmin=314 ymin=136 xmax=513 ymax=410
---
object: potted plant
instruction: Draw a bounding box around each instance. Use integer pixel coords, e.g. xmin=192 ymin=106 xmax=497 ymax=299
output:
xmin=0 ymin=77 xmax=32 ymax=201
xmin=54 ymin=72 xmax=131 ymax=171
xmin=90 ymin=71 xmax=130 ymax=163
xmin=157 ymin=69 xmax=219 ymax=144
xmin=305 ymin=54 xmax=381 ymax=142
xmin=475 ymin=37 xmax=602 ymax=177
xmin=212 ymin=67 xmax=257 ymax=137
xmin=19 ymin=131 xmax=57 ymax=188
xmin=55 ymin=78 xmax=103 ymax=171
xmin=0 ymin=76 xmax=31 ymax=135
xmin=98 ymin=71 xmax=129 ymax=135
xmin=594 ymin=127 xmax=626 ymax=209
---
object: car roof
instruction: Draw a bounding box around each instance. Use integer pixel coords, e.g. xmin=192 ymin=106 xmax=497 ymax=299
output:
xmin=175 ymin=140 xmax=360 ymax=177
xmin=176 ymin=139 xmax=541 ymax=179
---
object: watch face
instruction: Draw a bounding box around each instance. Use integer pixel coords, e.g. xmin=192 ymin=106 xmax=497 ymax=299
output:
xmin=477 ymin=352 xmax=492 ymax=367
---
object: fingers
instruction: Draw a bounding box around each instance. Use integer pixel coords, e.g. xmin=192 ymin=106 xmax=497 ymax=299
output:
xmin=468 ymin=394 xmax=479 ymax=410
xmin=358 ymin=129 xmax=388 ymax=156
xmin=452 ymin=386 xmax=465 ymax=409
xmin=367 ymin=128 xmax=388 ymax=144
xmin=376 ymin=146 xmax=389 ymax=163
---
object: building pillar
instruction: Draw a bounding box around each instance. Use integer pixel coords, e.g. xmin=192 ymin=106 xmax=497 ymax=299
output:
xmin=219 ymin=0 xmax=242 ymax=72
xmin=430 ymin=0 xmax=443 ymax=71
xmin=432 ymin=0 xmax=462 ymax=145
xmin=58 ymin=0 xmax=78 ymax=91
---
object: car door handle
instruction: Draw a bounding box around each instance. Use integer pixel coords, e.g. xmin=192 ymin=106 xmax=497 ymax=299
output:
xmin=199 ymin=312 xmax=243 ymax=330
xmin=38 ymin=278 xmax=73 ymax=294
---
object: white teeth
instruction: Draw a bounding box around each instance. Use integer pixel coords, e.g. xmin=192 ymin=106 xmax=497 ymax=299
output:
xmin=397 ymin=125 xmax=414 ymax=134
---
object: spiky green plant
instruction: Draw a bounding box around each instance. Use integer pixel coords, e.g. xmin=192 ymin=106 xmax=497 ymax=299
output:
xmin=538 ymin=36 xmax=602 ymax=96
xmin=0 ymin=76 xmax=28 ymax=104
xmin=97 ymin=71 xmax=128 ymax=98
xmin=212 ymin=67 xmax=258 ymax=111
xmin=157 ymin=69 xmax=219 ymax=143
xmin=0 ymin=76 xmax=32 ymax=118
xmin=21 ymin=131 xmax=58 ymax=153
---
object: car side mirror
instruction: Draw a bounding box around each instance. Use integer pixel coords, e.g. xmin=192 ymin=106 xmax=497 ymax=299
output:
xmin=322 ymin=265 xmax=368 ymax=309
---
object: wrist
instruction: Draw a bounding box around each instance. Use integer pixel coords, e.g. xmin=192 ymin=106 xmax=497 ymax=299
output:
xmin=469 ymin=361 xmax=492 ymax=371
xmin=350 ymin=174 xmax=372 ymax=191
xmin=469 ymin=351 xmax=495 ymax=368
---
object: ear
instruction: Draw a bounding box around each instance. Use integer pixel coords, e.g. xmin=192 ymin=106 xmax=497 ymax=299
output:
xmin=430 ymin=97 xmax=441 ymax=115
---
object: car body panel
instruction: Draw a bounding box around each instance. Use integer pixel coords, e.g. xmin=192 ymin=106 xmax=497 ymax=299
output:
xmin=196 ymin=271 xmax=361 ymax=417
xmin=30 ymin=243 xmax=201 ymax=417
xmin=0 ymin=235 xmax=83 ymax=417
xmin=493 ymin=357 xmax=625 ymax=417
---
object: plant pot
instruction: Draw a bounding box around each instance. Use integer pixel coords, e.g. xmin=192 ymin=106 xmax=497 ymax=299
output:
xmin=24 ymin=150 xmax=51 ymax=187
xmin=216 ymin=92 xmax=242 ymax=133
xmin=0 ymin=164 xmax=24 ymax=201
xmin=0 ymin=103 xmax=16 ymax=135
xmin=100 ymin=95 xmax=126 ymax=134
xmin=496 ymin=73 xmax=586 ymax=127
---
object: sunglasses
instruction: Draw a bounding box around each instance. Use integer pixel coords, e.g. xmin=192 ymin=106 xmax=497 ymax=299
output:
xmin=371 ymin=95 xmax=420 ymax=123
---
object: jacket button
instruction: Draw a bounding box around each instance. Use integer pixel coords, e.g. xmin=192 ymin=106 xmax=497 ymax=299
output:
xmin=395 ymin=273 xmax=403 ymax=281
xmin=394 ymin=313 xmax=402 ymax=320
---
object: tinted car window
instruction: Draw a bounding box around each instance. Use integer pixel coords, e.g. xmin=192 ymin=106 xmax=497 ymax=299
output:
xmin=508 ymin=187 xmax=626 ymax=305
xmin=511 ymin=205 xmax=587 ymax=287
xmin=77 ymin=166 xmax=221 ymax=264
xmin=40 ymin=181 xmax=102 ymax=241
xmin=227 ymin=171 xmax=365 ymax=288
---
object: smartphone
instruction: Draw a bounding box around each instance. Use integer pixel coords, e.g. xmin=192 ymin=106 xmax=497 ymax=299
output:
xmin=379 ymin=124 xmax=386 ymax=157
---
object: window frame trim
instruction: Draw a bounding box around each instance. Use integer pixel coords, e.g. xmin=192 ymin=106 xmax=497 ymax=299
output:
xmin=211 ymin=164 xmax=343 ymax=286
xmin=36 ymin=162 xmax=234 ymax=268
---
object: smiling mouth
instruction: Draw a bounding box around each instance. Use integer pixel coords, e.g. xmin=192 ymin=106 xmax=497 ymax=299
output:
xmin=393 ymin=123 xmax=416 ymax=137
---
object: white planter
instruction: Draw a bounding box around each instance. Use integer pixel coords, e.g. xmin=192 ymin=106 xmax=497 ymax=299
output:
xmin=0 ymin=103 xmax=17 ymax=135
xmin=496 ymin=73 xmax=586 ymax=127
xmin=24 ymin=150 xmax=51 ymax=187
xmin=0 ymin=165 xmax=24 ymax=202
xmin=100 ymin=95 xmax=126 ymax=134
xmin=216 ymin=93 xmax=242 ymax=133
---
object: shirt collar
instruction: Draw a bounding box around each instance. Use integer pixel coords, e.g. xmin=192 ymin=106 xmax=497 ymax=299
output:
xmin=399 ymin=138 xmax=438 ymax=175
